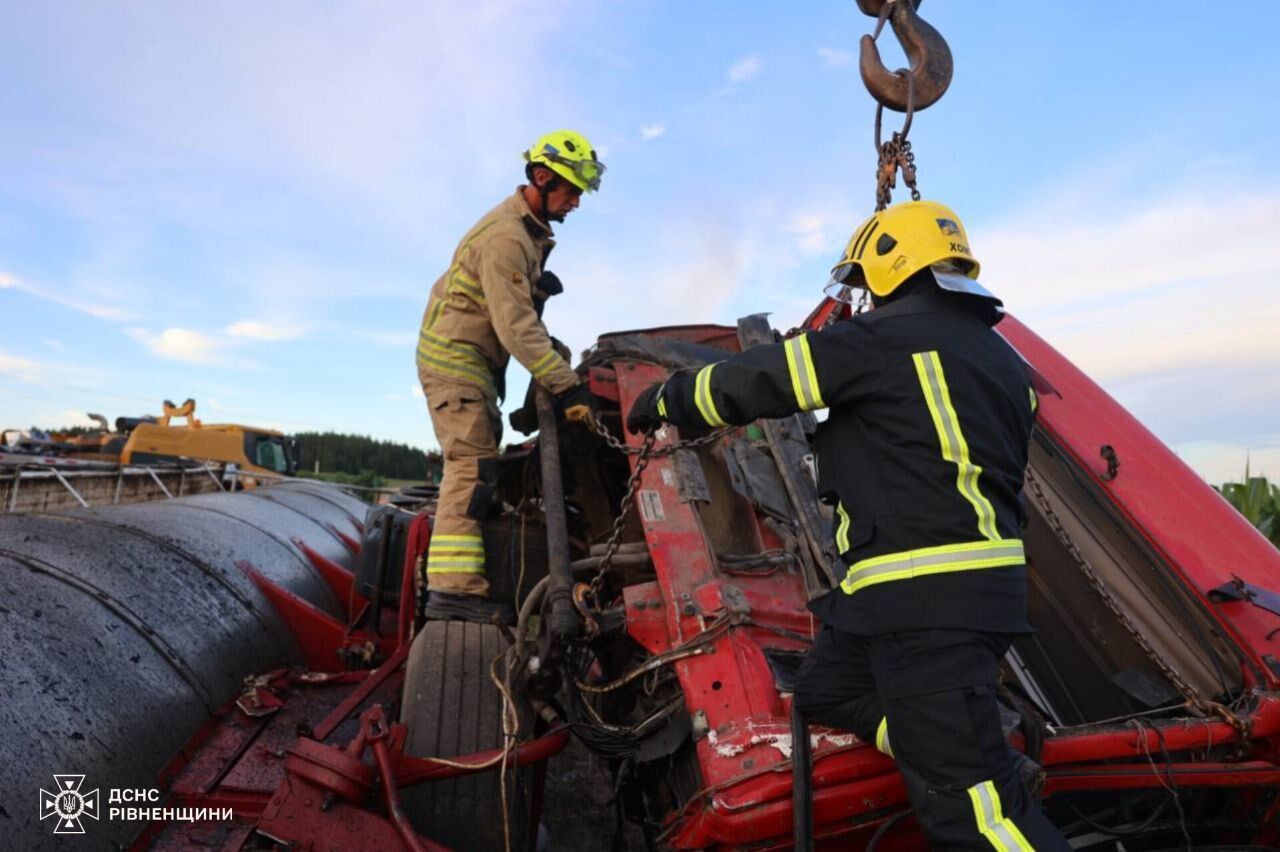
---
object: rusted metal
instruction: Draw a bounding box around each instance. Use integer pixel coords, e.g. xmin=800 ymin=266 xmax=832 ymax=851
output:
xmin=857 ymin=0 xmax=952 ymax=113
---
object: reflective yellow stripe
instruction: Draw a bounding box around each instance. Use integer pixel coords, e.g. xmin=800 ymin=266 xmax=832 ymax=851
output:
xmin=430 ymin=534 xmax=484 ymax=546
xmin=416 ymin=349 xmax=495 ymax=392
xmin=427 ymin=534 xmax=485 ymax=573
xmin=424 ymin=295 xmax=447 ymax=331
xmin=968 ymin=781 xmax=1034 ymax=851
xmin=694 ymin=364 xmax=728 ymax=427
xmin=1028 ymin=387 xmax=1038 ymax=413
xmin=874 ymin=717 xmax=893 ymax=757
xmin=417 ymin=331 xmax=495 ymax=392
xmin=835 ymin=502 xmax=852 ymax=553
xmin=448 ymin=267 xmax=485 ymax=302
xmin=783 ymin=334 xmax=826 ymax=411
xmin=913 ymin=351 xmax=1000 ymax=540
xmin=425 ymin=561 xmax=485 ymax=574
xmin=529 ymin=349 xmax=562 ymax=380
xmin=418 ymin=329 xmax=488 ymax=360
xmin=656 ymin=390 xmax=668 ymax=419
xmin=840 ymin=539 xmax=1024 ymax=595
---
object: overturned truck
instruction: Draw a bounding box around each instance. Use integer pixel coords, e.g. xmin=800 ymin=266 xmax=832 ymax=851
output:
xmin=3 ymin=305 xmax=1280 ymax=850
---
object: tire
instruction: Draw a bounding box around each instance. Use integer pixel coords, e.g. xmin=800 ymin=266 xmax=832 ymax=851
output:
xmin=400 ymin=620 xmax=528 ymax=851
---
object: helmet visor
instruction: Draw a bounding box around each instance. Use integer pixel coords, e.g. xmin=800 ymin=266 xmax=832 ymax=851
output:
xmin=540 ymin=144 xmax=606 ymax=192
xmin=827 ymin=260 xmax=867 ymax=289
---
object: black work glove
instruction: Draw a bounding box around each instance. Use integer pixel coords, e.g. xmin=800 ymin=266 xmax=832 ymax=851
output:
xmin=533 ymin=272 xmax=563 ymax=319
xmin=536 ymin=270 xmax=564 ymax=298
xmin=556 ymin=382 xmax=596 ymax=428
xmin=626 ymin=383 xmax=666 ymax=434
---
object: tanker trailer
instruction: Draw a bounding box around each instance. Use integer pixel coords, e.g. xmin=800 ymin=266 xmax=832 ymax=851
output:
xmin=0 ymin=479 xmax=366 ymax=849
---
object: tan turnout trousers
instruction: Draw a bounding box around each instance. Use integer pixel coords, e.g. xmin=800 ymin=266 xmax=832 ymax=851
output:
xmin=417 ymin=188 xmax=579 ymax=595
xmin=419 ymin=371 xmax=501 ymax=595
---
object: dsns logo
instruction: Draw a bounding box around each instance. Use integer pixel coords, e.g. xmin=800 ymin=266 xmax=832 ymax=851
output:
xmin=39 ymin=775 xmax=100 ymax=834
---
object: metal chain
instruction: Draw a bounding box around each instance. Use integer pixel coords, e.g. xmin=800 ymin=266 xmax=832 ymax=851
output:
xmin=585 ymin=419 xmax=733 ymax=604
xmin=592 ymin=418 xmax=731 ymax=458
xmin=875 ymin=132 xmax=921 ymax=211
xmin=1024 ymin=469 xmax=1249 ymax=738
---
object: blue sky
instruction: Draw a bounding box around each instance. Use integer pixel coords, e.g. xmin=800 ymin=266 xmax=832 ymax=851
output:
xmin=3 ymin=2 xmax=1278 ymax=482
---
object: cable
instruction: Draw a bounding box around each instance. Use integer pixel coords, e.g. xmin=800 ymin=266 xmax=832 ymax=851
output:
xmin=865 ymin=811 xmax=909 ymax=852
xmin=1062 ymin=796 xmax=1170 ymax=839
xmin=1129 ymin=718 xmax=1191 ymax=851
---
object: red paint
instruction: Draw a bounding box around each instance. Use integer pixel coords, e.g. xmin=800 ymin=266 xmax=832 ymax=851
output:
xmin=294 ymin=535 xmax=367 ymax=618
xmin=999 ymin=315 xmax=1280 ymax=687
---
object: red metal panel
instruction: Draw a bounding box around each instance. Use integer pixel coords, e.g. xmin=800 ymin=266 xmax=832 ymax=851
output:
xmin=1000 ymin=314 xmax=1280 ymax=687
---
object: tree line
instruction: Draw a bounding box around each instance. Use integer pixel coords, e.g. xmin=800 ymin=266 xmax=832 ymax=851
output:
xmin=295 ymin=431 xmax=441 ymax=482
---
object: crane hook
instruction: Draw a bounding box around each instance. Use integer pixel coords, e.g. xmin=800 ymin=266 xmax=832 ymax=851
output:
xmin=856 ymin=0 xmax=953 ymax=113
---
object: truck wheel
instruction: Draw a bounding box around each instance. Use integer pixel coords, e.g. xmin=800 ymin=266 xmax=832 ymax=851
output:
xmin=400 ymin=620 xmax=528 ymax=850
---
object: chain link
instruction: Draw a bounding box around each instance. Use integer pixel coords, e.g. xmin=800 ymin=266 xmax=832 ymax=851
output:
xmin=1024 ymin=469 xmax=1249 ymax=738
xmin=876 ymin=132 xmax=921 ymax=212
xmin=585 ymin=419 xmax=733 ymax=604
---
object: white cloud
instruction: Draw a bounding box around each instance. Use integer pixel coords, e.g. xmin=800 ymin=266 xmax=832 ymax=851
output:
xmin=818 ymin=47 xmax=855 ymax=68
xmin=727 ymin=54 xmax=762 ymax=83
xmin=0 ymin=351 xmax=42 ymax=381
xmin=225 ymin=319 xmax=304 ymax=341
xmin=0 ymin=269 xmax=134 ymax=320
xmin=127 ymin=327 xmax=223 ymax=365
xmin=784 ymin=212 xmax=844 ymax=255
xmin=982 ymin=189 xmax=1280 ymax=383
xmin=36 ymin=409 xmax=100 ymax=429
xmin=639 ymin=122 xmax=666 ymax=141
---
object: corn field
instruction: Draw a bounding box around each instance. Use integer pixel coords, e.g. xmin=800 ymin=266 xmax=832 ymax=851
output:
xmin=1216 ymin=472 xmax=1280 ymax=549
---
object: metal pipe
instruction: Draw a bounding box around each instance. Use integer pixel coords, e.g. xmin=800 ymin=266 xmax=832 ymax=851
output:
xmin=569 ymin=553 xmax=652 ymax=572
xmin=535 ymin=388 xmax=578 ymax=643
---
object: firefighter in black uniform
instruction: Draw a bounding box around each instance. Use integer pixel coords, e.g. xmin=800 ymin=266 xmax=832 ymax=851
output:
xmin=627 ymin=200 xmax=1068 ymax=850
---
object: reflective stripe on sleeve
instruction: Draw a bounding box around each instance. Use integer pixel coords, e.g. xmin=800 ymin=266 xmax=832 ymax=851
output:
xmin=835 ymin=502 xmax=852 ymax=553
xmin=1029 ymin=386 xmax=1038 ymax=413
xmin=839 ymin=539 xmax=1024 ymax=595
xmin=912 ymin=351 xmax=1000 ymax=541
xmin=694 ymin=364 xmax=728 ymax=427
xmin=656 ymin=384 xmax=668 ymax=419
xmin=784 ymin=334 xmax=826 ymax=411
xmin=968 ymin=781 xmax=1034 ymax=851
xmin=875 ymin=717 xmax=893 ymax=757
xmin=528 ymin=349 xmax=563 ymax=380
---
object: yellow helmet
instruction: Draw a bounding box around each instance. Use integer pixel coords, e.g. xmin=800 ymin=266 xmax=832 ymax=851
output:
xmin=523 ymin=129 xmax=605 ymax=193
xmin=829 ymin=200 xmax=988 ymax=300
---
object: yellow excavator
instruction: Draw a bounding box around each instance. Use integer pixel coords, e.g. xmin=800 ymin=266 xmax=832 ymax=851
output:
xmin=119 ymin=399 xmax=299 ymax=476
xmin=46 ymin=398 xmax=299 ymax=477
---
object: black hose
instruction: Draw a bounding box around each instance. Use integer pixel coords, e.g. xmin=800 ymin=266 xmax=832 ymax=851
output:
xmin=792 ymin=702 xmax=813 ymax=851
xmin=535 ymin=387 xmax=578 ymax=644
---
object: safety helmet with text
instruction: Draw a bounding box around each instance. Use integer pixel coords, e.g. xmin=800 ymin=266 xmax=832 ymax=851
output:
xmin=829 ymin=200 xmax=995 ymax=301
xmin=524 ymin=130 xmax=606 ymax=193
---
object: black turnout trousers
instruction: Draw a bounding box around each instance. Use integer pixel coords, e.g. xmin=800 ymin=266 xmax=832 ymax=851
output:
xmin=794 ymin=627 xmax=1069 ymax=850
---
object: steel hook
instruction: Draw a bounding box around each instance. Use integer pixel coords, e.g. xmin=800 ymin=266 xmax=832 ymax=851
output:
xmin=856 ymin=0 xmax=953 ymax=113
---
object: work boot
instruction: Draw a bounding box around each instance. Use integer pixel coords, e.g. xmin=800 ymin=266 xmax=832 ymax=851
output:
xmin=424 ymin=591 xmax=515 ymax=625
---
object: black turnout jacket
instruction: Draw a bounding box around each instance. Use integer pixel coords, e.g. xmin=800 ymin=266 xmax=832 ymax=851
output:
xmin=650 ymin=287 xmax=1037 ymax=635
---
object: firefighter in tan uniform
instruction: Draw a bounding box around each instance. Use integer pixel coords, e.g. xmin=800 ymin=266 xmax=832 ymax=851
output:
xmin=417 ymin=130 xmax=602 ymax=623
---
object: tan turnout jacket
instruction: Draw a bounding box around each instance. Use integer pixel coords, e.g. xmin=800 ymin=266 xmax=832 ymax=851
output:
xmin=416 ymin=188 xmax=579 ymax=400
